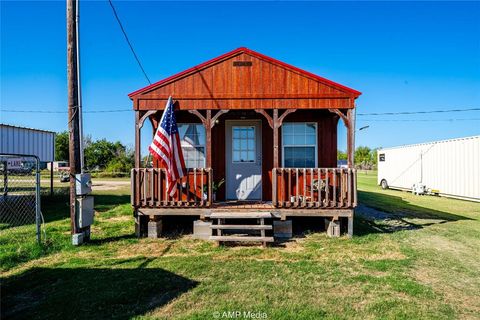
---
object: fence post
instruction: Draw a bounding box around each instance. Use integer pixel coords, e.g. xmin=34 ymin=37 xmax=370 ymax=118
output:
xmin=2 ymin=161 xmax=7 ymax=196
xmin=35 ymin=156 xmax=41 ymax=243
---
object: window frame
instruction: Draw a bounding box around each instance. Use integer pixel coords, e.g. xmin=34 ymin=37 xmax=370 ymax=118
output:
xmin=178 ymin=123 xmax=206 ymax=168
xmin=281 ymin=122 xmax=318 ymax=168
xmin=231 ymin=125 xmax=256 ymax=164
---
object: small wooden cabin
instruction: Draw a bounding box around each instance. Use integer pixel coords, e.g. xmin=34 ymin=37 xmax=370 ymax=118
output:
xmin=129 ymin=47 xmax=361 ymax=242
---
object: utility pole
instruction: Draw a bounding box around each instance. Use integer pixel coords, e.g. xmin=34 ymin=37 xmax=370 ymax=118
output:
xmin=68 ymin=0 xmax=92 ymax=244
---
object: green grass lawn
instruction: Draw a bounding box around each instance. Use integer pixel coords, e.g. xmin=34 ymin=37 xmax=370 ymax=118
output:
xmin=1 ymin=172 xmax=479 ymax=319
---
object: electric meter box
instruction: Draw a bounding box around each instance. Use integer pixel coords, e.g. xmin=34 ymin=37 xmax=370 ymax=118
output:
xmin=76 ymin=196 xmax=94 ymax=228
xmin=76 ymin=173 xmax=92 ymax=195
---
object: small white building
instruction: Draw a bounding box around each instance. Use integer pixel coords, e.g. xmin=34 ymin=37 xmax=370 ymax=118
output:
xmin=377 ymin=136 xmax=480 ymax=202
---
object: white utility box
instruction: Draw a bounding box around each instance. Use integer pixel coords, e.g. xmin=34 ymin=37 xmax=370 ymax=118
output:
xmin=75 ymin=173 xmax=92 ymax=195
xmin=76 ymin=196 xmax=94 ymax=228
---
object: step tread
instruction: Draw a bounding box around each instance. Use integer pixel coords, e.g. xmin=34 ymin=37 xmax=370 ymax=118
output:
xmin=209 ymin=236 xmax=274 ymax=242
xmin=210 ymin=212 xmax=272 ymax=219
xmin=210 ymin=224 xmax=273 ymax=230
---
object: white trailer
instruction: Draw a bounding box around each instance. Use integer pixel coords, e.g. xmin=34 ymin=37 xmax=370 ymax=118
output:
xmin=377 ymin=136 xmax=480 ymax=202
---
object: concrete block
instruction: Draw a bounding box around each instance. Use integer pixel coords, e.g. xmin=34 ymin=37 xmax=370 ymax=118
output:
xmin=148 ymin=220 xmax=163 ymax=238
xmin=325 ymin=218 xmax=340 ymax=237
xmin=193 ymin=220 xmax=212 ymax=240
xmin=273 ymin=220 xmax=292 ymax=238
xmin=72 ymin=232 xmax=84 ymax=245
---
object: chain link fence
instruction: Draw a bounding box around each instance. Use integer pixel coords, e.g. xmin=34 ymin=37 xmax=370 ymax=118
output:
xmin=0 ymin=154 xmax=42 ymax=244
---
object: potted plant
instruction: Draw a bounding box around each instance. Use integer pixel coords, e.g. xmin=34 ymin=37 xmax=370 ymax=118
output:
xmin=203 ymin=178 xmax=225 ymax=201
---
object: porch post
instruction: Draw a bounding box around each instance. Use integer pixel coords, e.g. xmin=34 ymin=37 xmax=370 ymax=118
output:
xmin=273 ymin=109 xmax=279 ymax=168
xmin=135 ymin=110 xmax=141 ymax=168
xmin=205 ymin=110 xmax=212 ymax=168
xmin=346 ymin=109 xmax=355 ymax=168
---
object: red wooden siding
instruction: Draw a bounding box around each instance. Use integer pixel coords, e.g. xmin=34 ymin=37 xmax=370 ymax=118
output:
xmin=131 ymin=48 xmax=359 ymax=111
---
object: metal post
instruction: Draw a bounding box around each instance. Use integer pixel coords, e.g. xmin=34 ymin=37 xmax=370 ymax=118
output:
xmin=35 ymin=156 xmax=41 ymax=243
xmin=50 ymin=161 xmax=54 ymax=196
xmin=3 ymin=161 xmax=7 ymax=197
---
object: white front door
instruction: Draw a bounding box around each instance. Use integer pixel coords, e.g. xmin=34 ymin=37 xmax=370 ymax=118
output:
xmin=225 ymin=120 xmax=262 ymax=200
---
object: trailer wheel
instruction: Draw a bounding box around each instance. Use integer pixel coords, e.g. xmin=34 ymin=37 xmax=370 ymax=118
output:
xmin=381 ymin=179 xmax=388 ymax=190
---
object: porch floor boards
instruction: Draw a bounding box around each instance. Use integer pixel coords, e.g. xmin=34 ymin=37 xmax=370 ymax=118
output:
xmin=212 ymin=201 xmax=274 ymax=210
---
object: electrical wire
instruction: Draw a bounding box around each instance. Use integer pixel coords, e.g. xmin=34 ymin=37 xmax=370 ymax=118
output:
xmin=357 ymin=107 xmax=480 ymax=116
xmin=1 ymin=109 xmax=131 ymax=114
xmin=358 ymin=118 xmax=480 ymax=122
xmin=107 ymin=0 xmax=151 ymax=84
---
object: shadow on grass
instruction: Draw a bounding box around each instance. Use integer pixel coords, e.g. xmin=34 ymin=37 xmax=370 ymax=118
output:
xmin=1 ymin=264 xmax=198 ymax=320
xmin=354 ymin=190 xmax=473 ymax=236
xmin=88 ymin=233 xmax=137 ymax=245
xmin=41 ymin=193 xmax=131 ymax=223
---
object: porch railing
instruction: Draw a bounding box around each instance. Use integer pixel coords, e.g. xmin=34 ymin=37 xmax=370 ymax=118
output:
xmin=272 ymin=168 xmax=357 ymax=208
xmin=131 ymin=168 xmax=213 ymax=208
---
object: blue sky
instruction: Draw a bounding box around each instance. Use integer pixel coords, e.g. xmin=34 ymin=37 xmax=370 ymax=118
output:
xmin=1 ymin=1 xmax=479 ymax=154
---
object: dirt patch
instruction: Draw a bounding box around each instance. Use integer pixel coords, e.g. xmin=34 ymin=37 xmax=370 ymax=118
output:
xmin=91 ymin=180 xmax=130 ymax=191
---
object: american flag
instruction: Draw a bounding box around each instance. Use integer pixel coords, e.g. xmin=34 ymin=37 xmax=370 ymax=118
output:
xmin=149 ymin=96 xmax=186 ymax=197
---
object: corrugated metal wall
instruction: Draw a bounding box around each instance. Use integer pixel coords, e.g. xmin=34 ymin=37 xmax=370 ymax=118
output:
xmin=0 ymin=124 xmax=55 ymax=162
xmin=378 ymin=136 xmax=480 ymax=201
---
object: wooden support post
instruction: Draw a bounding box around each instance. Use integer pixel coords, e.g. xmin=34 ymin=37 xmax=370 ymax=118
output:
xmin=205 ymin=110 xmax=212 ymax=168
xmin=273 ymin=109 xmax=279 ymax=168
xmin=347 ymin=109 xmax=355 ymax=168
xmin=134 ymin=111 xmax=142 ymax=213
xmin=134 ymin=111 xmax=141 ymax=168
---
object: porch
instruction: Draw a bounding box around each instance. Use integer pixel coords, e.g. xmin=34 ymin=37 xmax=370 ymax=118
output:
xmin=131 ymin=167 xmax=357 ymax=211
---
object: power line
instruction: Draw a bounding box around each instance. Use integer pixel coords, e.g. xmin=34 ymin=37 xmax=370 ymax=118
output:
xmin=107 ymin=0 xmax=151 ymax=84
xmin=1 ymin=109 xmax=131 ymax=114
xmin=358 ymin=118 xmax=480 ymax=122
xmin=357 ymin=107 xmax=480 ymax=116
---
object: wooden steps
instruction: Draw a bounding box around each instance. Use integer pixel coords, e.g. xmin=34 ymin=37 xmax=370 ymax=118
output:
xmin=210 ymin=236 xmax=274 ymax=242
xmin=210 ymin=212 xmax=273 ymax=219
xmin=209 ymin=212 xmax=274 ymax=246
xmin=211 ymin=224 xmax=272 ymax=230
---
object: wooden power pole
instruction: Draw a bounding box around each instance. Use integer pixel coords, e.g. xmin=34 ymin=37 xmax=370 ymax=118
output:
xmin=67 ymin=0 xmax=83 ymax=240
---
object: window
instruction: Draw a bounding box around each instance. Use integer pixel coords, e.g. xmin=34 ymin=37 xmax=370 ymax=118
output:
xmin=379 ymin=153 xmax=385 ymax=162
xmin=232 ymin=126 xmax=255 ymax=163
xmin=178 ymin=124 xmax=205 ymax=168
xmin=282 ymin=122 xmax=317 ymax=168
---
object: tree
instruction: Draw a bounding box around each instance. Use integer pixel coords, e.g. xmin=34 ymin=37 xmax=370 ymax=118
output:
xmin=355 ymin=146 xmax=372 ymax=165
xmin=354 ymin=146 xmax=379 ymax=169
xmin=55 ymin=131 xmax=69 ymax=161
xmin=84 ymin=139 xmax=127 ymax=170
xmin=337 ymin=150 xmax=347 ymax=160
xmin=105 ymin=146 xmax=134 ymax=173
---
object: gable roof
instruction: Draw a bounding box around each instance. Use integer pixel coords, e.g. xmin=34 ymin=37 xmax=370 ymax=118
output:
xmin=128 ymin=47 xmax=361 ymax=98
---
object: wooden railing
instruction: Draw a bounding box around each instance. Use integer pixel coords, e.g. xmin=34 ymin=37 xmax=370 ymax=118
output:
xmin=272 ymin=168 xmax=357 ymax=208
xmin=131 ymin=168 xmax=213 ymax=208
